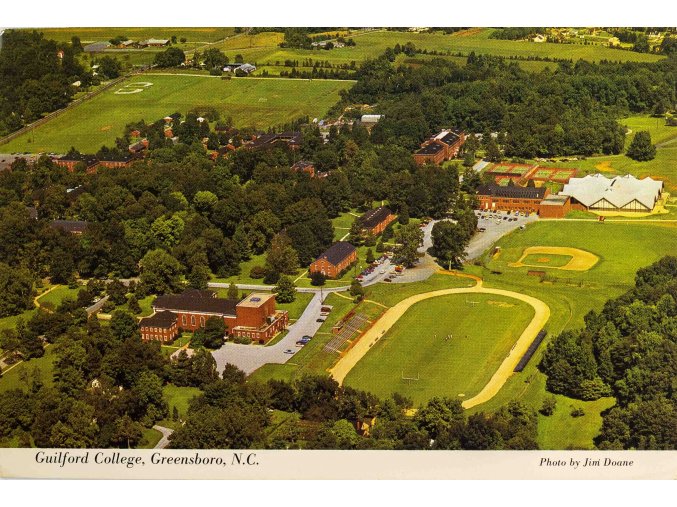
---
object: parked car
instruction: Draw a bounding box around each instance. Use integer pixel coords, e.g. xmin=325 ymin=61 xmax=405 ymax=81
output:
xmin=301 ymin=335 xmax=312 ymax=341
xmin=295 ymin=341 xmax=305 ymax=346
xmin=316 ymin=318 xmax=326 ymax=323
xmin=284 ymin=349 xmax=295 ymax=355
xmin=478 ymin=227 xmax=486 ymax=232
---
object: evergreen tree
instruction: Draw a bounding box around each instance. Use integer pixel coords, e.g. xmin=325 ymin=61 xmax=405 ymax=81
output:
xmin=626 ymin=131 xmax=656 ymax=161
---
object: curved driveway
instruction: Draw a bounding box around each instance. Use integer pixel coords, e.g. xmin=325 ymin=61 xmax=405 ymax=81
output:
xmin=329 ymin=279 xmax=550 ymax=410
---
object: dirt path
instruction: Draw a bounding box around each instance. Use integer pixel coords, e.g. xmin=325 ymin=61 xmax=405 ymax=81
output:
xmin=510 ymin=246 xmax=599 ymax=271
xmin=329 ymin=277 xmax=550 ymax=410
xmin=34 ymin=285 xmax=58 ymax=311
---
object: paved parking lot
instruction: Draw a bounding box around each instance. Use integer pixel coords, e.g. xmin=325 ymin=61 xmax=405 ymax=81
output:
xmin=466 ymin=210 xmax=538 ymax=260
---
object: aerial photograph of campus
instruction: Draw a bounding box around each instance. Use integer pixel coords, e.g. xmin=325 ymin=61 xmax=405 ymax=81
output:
xmin=0 ymin=26 xmax=675 ymax=453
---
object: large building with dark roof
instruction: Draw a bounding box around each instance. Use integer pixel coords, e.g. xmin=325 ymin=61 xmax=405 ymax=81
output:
xmin=50 ymin=220 xmax=88 ymax=234
xmin=53 ymin=154 xmax=99 ymax=173
xmin=139 ymin=311 xmax=179 ymax=342
xmin=247 ymin=131 xmax=302 ymax=151
xmin=413 ymin=129 xmax=466 ymax=165
xmin=476 ymin=184 xmax=549 ymax=214
xmin=309 ymin=242 xmax=357 ymax=279
xmin=148 ymin=290 xmax=288 ymax=344
xmin=359 ymin=206 xmax=396 ymax=236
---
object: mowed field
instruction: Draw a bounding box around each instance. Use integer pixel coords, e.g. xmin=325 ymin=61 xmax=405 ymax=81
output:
xmin=463 ymin=220 xmax=677 ymax=448
xmin=2 ymin=75 xmax=351 ymax=153
xmin=344 ymin=293 xmax=534 ymax=405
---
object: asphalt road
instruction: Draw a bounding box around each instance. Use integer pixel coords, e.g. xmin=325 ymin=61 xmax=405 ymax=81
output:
xmin=153 ymin=425 xmax=174 ymax=449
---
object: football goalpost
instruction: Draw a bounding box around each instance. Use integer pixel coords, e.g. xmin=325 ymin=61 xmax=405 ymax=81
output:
xmin=401 ymin=371 xmax=420 ymax=384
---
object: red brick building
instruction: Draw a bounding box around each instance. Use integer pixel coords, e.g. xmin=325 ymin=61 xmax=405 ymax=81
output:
xmin=139 ymin=311 xmax=179 ymax=342
xmin=476 ymin=184 xmax=549 ymax=214
xmin=291 ymin=160 xmax=316 ymax=178
xmin=53 ymin=154 xmax=99 ymax=173
xmin=538 ymin=195 xmax=572 ymax=218
xmin=413 ymin=129 xmax=466 ymax=166
xmin=360 ymin=207 xmax=396 ymax=236
xmin=97 ymin=153 xmax=136 ymax=169
xmin=309 ymin=241 xmax=357 ymax=279
xmin=149 ymin=290 xmax=288 ymax=344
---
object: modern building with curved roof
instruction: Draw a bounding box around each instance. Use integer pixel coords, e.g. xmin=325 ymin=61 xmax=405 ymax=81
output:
xmin=560 ymin=174 xmax=663 ymax=212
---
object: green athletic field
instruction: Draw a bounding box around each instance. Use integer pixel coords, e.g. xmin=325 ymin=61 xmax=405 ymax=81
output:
xmin=344 ymin=293 xmax=535 ymax=405
xmin=462 ymin=220 xmax=677 ymax=448
xmin=2 ymin=74 xmax=351 ymax=154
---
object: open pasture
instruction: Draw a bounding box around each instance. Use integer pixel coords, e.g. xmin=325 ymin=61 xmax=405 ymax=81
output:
xmin=2 ymin=74 xmax=351 ymax=153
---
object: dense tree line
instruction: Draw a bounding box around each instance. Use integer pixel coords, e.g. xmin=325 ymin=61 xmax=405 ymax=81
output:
xmin=489 ymin=28 xmax=546 ymax=40
xmin=340 ymin=51 xmax=675 ymax=157
xmin=0 ymin=30 xmax=93 ymax=136
xmin=169 ymin=372 xmax=539 ymax=450
xmin=539 ymin=256 xmax=677 ymax=449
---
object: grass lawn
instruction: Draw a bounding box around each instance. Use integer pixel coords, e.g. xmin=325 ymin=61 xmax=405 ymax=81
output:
xmin=276 ymin=293 xmax=314 ymax=321
xmin=36 ymin=285 xmax=82 ymax=309
xmin=489 ymin=221 xmax=677 ymax=287
xmin=117 ymin=295 xmax=160 ymax=317
xmin=0 ymin=309 xmax=37 ymax=333
xmin=0 ymin=346 xmax=56 ymax=393
xmin=459 ymin=219 xmax=677 ymax=448
xmin=344 ymin=293 xmax=534 ymax=405
xmin=161 ymin=383 xmax=201 ymax=423
xmin=3 ymin=74 xmax=351 ymax=154
xmin=538 ymin=395 xmax=616 ymax=450
xmin=521 ymin=254 xmax=573 ymax=268
xmin=213 ymin=253 xmax=305 ymax=286
xmin=139 ymin=427 xmax=163 ymax=449
xmin=331 ymin=209 xmax=357 ymax=241
xmin=365 ymin=273 xmax=474 ymax=308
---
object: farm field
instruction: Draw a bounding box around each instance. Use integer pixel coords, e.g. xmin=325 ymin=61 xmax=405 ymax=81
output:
xmin=344 ymin=293 xmax=534 ymax=405
xmin=2 ymin=74 xmax=351 ymax=154
xmin=213 ymin=29 xmax=665 ymax=69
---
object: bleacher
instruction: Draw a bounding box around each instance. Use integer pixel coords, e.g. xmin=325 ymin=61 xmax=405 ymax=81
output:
xmin=324 ymin=313 xmax=369 ymax=354
xmin=514 ymin=330 xmax=547 ymax=372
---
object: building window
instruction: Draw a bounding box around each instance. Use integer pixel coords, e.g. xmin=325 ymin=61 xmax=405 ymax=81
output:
xmin=200 ymin=316 xmax=205 ymax=327
xmin=182 ymin=315 xmax=186 ymax=326
xmin=191 ymin=315 xmax=195 ymax=326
